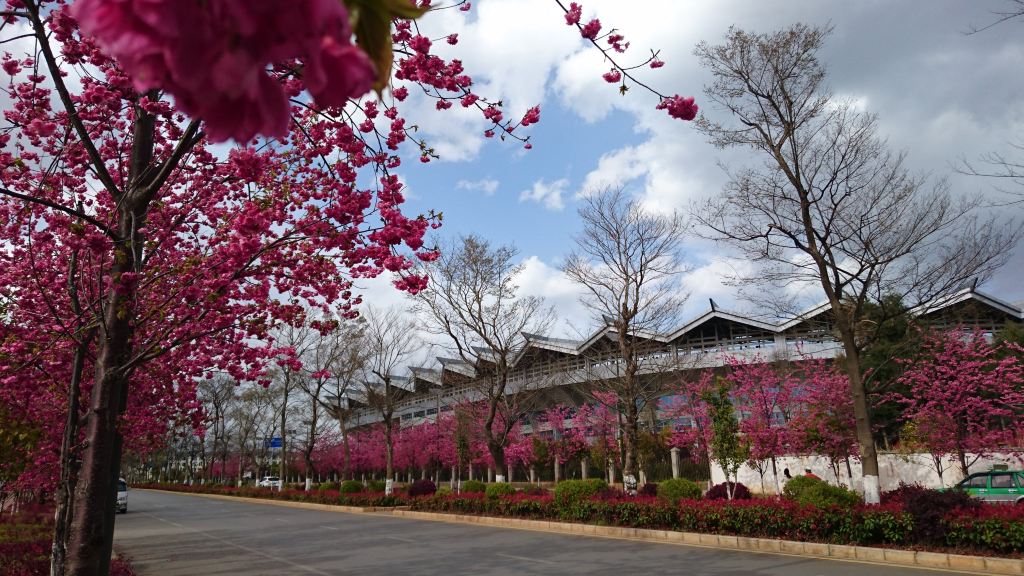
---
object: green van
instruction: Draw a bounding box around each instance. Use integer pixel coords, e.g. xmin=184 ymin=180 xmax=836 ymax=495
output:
xmin=954 ymin=469 xmax=1024 ymax=505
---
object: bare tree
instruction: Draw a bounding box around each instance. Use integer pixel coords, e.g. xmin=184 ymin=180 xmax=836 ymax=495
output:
xmin=967 ymin=0 xmax=1024 ymax=34
xmin=229 ymin=383 xmax=277 ymax=486
xmin=295 ymin=320 xmax=360 ymax=489
xmin=197 ymin=377 xmax=237 ymax=482
xmin=415 ymin=235 xmax=553 ymax=480
xmin=960 ymin=144 xmax=1024 ymax=203
xmin=268 ymin=322 xmax=317 ymax=489
xmin=318 ymin=321 xmax=369 ymax=481
xmin=361 ymin=306 xmax=417 ymax=484
xmin=563 ymin=187 xmax=689 ymax=482
xmin=693 ymin=23 xmax=1020 ymax=502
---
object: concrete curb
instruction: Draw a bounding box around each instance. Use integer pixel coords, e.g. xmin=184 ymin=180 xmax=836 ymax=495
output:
xmin=140 ymin=489 xmax=1020 ymax=574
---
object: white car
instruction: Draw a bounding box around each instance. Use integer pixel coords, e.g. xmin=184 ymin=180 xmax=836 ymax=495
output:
xmin=257 ymin=476 xmax=282 ymax=489
xmin=116 ymin=478 xmax=128 ymax=514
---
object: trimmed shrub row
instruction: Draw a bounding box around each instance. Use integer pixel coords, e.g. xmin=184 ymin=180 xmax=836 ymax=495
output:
xmin=140 ymin=481 xmax=1023 ymax=556
xmin=411 ymin=492 xmax=1023 ymax=554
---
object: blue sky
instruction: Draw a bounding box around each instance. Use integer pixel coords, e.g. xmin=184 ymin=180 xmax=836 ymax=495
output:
xmin=358 ymin=0 xmax=1024 ymax=339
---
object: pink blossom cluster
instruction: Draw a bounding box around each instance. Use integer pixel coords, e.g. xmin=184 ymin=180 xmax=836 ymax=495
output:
xmin=656 ymin=95 xmax=699 ymax=121
xmin=70 ymin=0 xmax=376 ymax=142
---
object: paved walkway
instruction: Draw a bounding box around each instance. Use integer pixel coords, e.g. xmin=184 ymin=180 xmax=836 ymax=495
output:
xmin=115 ymin=490 xmax=971 ymax=576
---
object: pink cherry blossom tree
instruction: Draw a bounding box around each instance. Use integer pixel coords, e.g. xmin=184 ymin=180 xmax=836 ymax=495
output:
xmin=724 ymin=357 xmax=799 ymax=493
xmin=892 ymin=329 xmax=1024 ymax=480
xmin=1 ymin=2 xmax=695 ymax=574
xmin=789 ymin=359 xmax=859 ymax=485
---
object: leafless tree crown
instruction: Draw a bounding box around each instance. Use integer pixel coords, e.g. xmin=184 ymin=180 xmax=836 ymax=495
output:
xmin=693 ymin=24 xmax=1019 ymax=335
xmin=564 ymin=187 xmax=690 ymax=335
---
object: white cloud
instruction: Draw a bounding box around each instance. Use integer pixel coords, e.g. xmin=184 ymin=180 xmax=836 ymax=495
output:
xmin=519 ymin=178 xmax=569 ymax=211
xmin=516 ymin=256 xmax=592 ymax=338
xmin=456 ymin=178 xmax=500 ymax=195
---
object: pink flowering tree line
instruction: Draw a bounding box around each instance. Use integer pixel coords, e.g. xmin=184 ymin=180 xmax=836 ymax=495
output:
xmin=663 ymin=356 xmax=857 ymax=492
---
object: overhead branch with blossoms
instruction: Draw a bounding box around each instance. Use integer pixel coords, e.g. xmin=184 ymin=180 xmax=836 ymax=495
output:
xmin=556 ymin=0 xmax=698 ymax=121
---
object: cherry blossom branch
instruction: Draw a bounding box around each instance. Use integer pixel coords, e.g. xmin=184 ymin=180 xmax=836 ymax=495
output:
xmin=0 ymin=186 xmax=117 ymax=238
xmin=23 ymin=1 xmax=120 ymax=196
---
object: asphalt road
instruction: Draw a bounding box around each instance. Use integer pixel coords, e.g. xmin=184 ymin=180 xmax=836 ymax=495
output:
xmin=115 ymin=489 xmax=965 ymax=576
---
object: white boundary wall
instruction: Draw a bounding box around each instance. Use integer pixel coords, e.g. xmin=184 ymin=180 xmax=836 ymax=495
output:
xmin=708 ymin=452 xmax=1024 ymax=495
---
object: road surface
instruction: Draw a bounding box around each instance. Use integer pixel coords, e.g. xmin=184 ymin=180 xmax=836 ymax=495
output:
xmin=115 ymin=489 xmax=968 ymax=576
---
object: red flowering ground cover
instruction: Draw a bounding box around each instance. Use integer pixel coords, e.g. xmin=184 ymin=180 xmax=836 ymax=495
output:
xmin=0 ymin=504 xmax=137 ymax=576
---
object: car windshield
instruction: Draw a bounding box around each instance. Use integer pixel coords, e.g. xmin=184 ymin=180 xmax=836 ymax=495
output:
xmin=118 ymin=481 xmax=127 ymax=492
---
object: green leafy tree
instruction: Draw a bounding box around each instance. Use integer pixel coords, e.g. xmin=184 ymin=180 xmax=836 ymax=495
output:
xmin=702 ymin=380 xmax=748 ymax=500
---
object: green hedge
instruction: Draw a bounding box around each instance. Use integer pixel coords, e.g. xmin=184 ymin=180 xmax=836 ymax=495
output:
xmin=340 ymin=480 xmax=364 ymax=494
xmin=485 ymin=482 xmax=516 ymax=499
xmin=461 ymin=480 xmax=486 ymax=494
xmin=657 ymin=478 xmax=702 ymax=504
xmin=783 ymin=476 xmax=861 ymax=508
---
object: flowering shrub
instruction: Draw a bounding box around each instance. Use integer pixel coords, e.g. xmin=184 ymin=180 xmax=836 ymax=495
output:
xmin=677 ymin=499 xmax=913 ymax=545
xmin=881 ymin=483 xmax=980 ymax=546
xmin=944 ymin=505 xmax=1024 ymax=554
xmin=705 ymin=482 xmax=752 ymax=501
xmin=337 ymin=493 xmax=409 ymax=507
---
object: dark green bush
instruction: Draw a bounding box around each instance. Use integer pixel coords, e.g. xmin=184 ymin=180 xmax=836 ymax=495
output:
xmin=485 ymin=482 xmax=515 ymax=499
xmin=340 ymin=480 xmax=364 ymax=494
xmin=657 ymin=478 xmax=702 ymax=504
xmin=366 ymin=480 xmax=387 ymax=492
xmin=784 ymin=476 xmax=860 ymax=508
xmin=554 ymin=479 xmax=607 ymax=504
xmin=519 ymin=484 xmax=547 ymax=496
xmin=461 ymin=480 xmax=486 ymax=494
xmin=435 ymin=486 xmax=453 ymax=497
xmin=782 ymin=475 xmax=821 ymax=500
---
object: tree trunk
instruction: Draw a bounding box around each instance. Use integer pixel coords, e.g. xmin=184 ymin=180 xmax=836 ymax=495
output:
xmin=486 ymin=440 xmax=506 ymax=480
xmin=340 ymin=422 xmax=351 ymax=480
xmin=384 ymin=418 xmax=394 ymax=481
xmin=279 ymin=379 xmax=289 ymax=492
xmin=840 ymin=334 xmax=881 ymax=503
xmin=65 ymin=244 xmax=134 ymax=575
xmin=51 ymin=329 xmax=93 ymax=576
xmin=621 ymin=401 xmax=639 ymax=478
